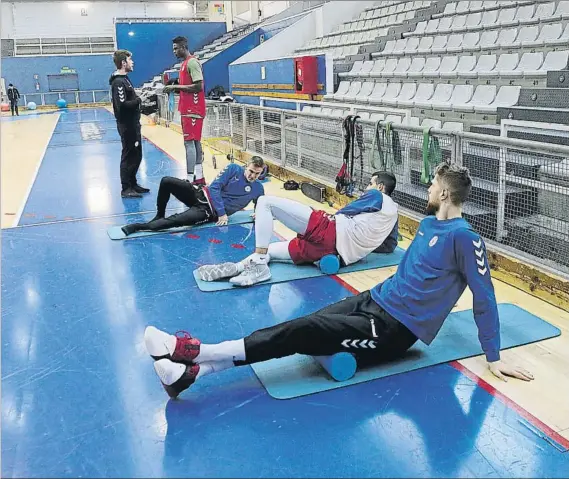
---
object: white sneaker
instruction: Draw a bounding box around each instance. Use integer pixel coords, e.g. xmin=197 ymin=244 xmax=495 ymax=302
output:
xmin=197 ymin=262 xmax=243 ymax=281
xmin=229 ymin=262 xmax=271 ymax=287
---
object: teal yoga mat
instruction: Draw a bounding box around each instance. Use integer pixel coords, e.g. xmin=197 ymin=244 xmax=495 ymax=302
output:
xmin=251 ymin=303 xmax=561 ymax=399
xmin=107 ymin=210 xmax=254 ymax=240
xmin=193 ymin=248 xmax=406 ymax=291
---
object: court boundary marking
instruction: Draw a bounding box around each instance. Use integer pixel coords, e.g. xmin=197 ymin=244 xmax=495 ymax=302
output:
xmin=13 ymin=112 xmax=61 ymax=227
xmin=330 ymin=274 xmax=569 ymax=452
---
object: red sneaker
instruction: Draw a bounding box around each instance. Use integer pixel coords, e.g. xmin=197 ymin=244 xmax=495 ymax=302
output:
xmin=154 ymin=359 xmax=200 ymax=399
xmin=192 ymin=177 xmax=207 ymax=187
xmin=144 ymin=326 xmax=201 ymax=364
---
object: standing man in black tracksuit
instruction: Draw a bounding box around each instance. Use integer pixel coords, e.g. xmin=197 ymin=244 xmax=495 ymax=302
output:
xmin=109 ymin=49 xmax=149 ymax=198
xmin=7 ymin=84 xmax=20 ymax=116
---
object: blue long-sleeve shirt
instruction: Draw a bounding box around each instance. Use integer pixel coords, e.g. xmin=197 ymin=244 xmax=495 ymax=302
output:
xmin=206 ymin=163 xmax=264 ymax=216
xmin=371 ymin=216 xmax=501 ymax=362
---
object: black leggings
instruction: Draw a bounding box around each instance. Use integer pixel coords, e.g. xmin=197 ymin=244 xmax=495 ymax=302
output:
xmin=240 ymin=291 xmax=418 ymax=367
xmin=122 ymin=176 xmax=214 ymax=235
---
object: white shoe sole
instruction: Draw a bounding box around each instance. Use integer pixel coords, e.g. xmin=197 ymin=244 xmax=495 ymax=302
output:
xmin=154 ymin=359 xmax=185 ymax=386
xmin=144 ymin=326 xmax=174 ymax=359
xmin=230 ymin=269 xmax=272 ymax=287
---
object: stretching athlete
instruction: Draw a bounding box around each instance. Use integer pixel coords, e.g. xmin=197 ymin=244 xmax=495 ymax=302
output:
xmin=121 ymin=157 xmax=265 ymax=236
xmin=196 ymin=171 xmax=399 ymax=286
xmin=144 ymin=163 xmax=533 ymax=398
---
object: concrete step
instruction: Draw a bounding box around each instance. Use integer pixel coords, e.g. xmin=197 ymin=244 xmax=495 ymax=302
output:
xmin=462 ymin=145 xmax=561 ymax=182
xmin=517 ymin=88 xmax=569 ymax=109
xmin=506 ymin=214 xmax=569 ymax=268
xmin=497 ymin=105 xmax=569 ymax=125
xmin=546 ymin=70 xmax=569 ymax=88
xmin=392 ymin=182 xmax=498 ymax=239
xmin=409 ymin=168 xmax=538 ymax=218
xmin=470 ymin=123 xmax=569 ymax=147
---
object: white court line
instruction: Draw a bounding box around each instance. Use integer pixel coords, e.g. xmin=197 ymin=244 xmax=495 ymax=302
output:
xmin=5 ymin=206 xmax=186 ymax=229
xmin=12 ymin=112 xmax=61 ymax=227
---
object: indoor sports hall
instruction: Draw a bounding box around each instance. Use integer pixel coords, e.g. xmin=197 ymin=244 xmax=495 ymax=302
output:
xmin=1 ymin=1 xmax=569 ymax=477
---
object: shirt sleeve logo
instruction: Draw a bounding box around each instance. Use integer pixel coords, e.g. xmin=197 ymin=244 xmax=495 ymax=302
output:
xmin=429 ymin=236 xmax=438 ymax=247
xmin=472 ymin=238 xmax=487 ymax=275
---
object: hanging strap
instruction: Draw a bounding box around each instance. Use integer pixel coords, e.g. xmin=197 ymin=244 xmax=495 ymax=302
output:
xmin=421 ymin=127 xmax=442 ymax=184
xmin=371 ymin=120 xmax=395 ymax=171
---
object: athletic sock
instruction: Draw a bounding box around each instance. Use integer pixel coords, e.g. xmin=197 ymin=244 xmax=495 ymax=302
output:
xmin=187 ymin=173 xmax=195 ymax=182
xmin=195 ymin=360 xmax=234 ymax=379
xmin=242 ymin=252 xmax=270 ymax=266
xmin=121 ymin=223 xmax=145 ymax=236
xmin=195 ymin=164 xmax=204 ymax=180
xmin=195 ymin=339 xmax=246 ymax=363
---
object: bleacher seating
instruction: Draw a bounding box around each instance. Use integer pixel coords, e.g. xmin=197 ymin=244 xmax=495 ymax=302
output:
xmin=194 ymin=24 xmax=257 ymax=62
xmin=294 ymin=0 xmax=434 ymax=60
xmin=282 ymin=0 xmax=569 ymax=268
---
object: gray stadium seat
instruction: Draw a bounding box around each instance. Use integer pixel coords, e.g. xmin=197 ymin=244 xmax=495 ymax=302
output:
xmin=453 ymin=84 xmax=496 ymax=112
xmin=415 ymin=83 xmax=453 ymax=109
xmin=410 ymin=83 xmax=435 ymax=107
xmin=502 ymin=52 xmax=543 ymax=78
xmin=368 ymin=83 xmax=388 ymax=104
xmin=475 ymin=85 xmax=521 ymax=114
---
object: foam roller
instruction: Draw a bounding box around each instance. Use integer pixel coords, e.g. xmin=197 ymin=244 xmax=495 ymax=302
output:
xmin=313 ymin=352 xmax=357 ymax=381
xmin=319 ymin=254 xmax=340 ymax=275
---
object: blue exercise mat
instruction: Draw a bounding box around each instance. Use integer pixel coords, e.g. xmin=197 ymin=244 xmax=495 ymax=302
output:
xmin=193 ymin=247 xmax=406 ymax=291
xmin=251 ymin=303 xmax=561 ymax=400
xmin=107 ymin=210 xmax=254 ymax=240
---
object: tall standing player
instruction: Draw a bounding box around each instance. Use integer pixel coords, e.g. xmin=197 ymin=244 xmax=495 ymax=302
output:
xmin=163 ymin=36 xmax=207 ymax=186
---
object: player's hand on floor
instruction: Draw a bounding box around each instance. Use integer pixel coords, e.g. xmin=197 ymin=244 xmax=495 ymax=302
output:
xmin=216 ymin=214 xmax=228 ymax=226
xmin=488 ymin=360 xmax=534 ymax=382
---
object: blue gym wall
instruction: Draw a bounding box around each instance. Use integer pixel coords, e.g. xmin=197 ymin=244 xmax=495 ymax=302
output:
xmin=201 ymin=29 xmax=261 ymax=93
xmin=228 ymin=55 xmax=326 ymax=109
xmin=115 ymin=21 xmax=226 ymax=87
xmin=1 ymin=54 xmax=112 ymax=95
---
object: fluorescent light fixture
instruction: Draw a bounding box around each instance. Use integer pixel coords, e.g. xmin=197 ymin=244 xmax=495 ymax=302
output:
xmin=128 ymin=31 xmax=135 ymax=37
xmin=167 ymin=1 xmax=190 ymax=11
xmin=67 ymin=2 xmax=89 ymax=9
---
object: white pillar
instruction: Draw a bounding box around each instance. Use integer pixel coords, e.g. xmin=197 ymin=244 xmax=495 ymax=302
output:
xmin=250 ymin=0 xmax=260 ymax=22
xmin=223 ymin=1 xmax=234 ymax=31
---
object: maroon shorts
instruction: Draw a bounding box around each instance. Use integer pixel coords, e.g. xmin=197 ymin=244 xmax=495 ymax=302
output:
xmin=288 ymin=210 xmax=337 ymax=264
xmin=181 ymin=116 xmax=204 ymax=141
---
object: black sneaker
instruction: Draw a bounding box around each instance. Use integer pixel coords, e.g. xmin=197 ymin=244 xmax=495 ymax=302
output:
xmin=121 ymin=188 xmax=143 ymax=198
xmin=133 ymin=185 xmax=150 ymax=194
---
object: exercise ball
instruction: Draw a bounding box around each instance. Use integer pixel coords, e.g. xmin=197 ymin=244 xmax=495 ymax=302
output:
xmin=1 ymin=103 xmax=9 ymax=112
xmin=56 ymin=98 xmax=68 ymax=108
xmin=27 ymin=102 xmax=37 ymax=110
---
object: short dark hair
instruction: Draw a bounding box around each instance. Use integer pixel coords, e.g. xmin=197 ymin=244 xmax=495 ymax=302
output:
xmin=8 ymin=83 xmax=13 ymax=86
xmin=172 ymin=36 xmax=188 ymax=48
xmin=113 ymin=49 xmax=132 ymax=69
xmin=435 ymin=162 xmax=472 ymax=205
xmin=248 ymin=156 xmax=264 ymax=169
xmin=372 ymin=171 xmax=396 ymax=196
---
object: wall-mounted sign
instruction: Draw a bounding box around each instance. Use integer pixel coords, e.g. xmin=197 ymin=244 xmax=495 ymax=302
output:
xmin=60 ymin=66 xmax=76 ymax=74
xmin=213 ymin=3 xmax=224 ymax=14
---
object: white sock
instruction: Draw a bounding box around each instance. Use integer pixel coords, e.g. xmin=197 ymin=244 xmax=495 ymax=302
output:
xmin=187 ymin=172 xmax=195 ymax=182
xmin=242 ymin=252 xmax=270 ymax=266
xmin=195 ymin=360 xmax=235 ymax=379
xmin=195 ymin=164 xmax=204 ymax=180
xmin=195 ymin=339 xmax=246 ymax=363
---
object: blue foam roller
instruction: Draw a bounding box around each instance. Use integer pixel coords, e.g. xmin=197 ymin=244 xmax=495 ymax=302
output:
xmin=319 ymin=254 xmax=340 ymax=275
xmin=313 ymin=352 xmax=357 ymax=382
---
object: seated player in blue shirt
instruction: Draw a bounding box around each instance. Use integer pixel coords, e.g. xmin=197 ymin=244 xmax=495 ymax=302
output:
xmin=121 ymin=156 xmax=265 ymax=236
xmin=143 ymin=163 xmax=534 ymax=398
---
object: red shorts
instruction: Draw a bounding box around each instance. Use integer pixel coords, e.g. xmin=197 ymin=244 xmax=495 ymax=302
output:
xmin=181 ymin=116 xmax=204 ymax=141
xmin=288 ymin=210 xmax=337 ymax=264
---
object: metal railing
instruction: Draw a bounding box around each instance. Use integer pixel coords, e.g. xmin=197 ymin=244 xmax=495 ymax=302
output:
xmin=17 ymin=90 xmax=110 ymax=107
xmin=157 ymin=94 xmax=569 ymax=277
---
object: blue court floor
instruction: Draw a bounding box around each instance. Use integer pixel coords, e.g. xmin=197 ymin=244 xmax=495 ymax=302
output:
xmin=2 ymin=108 xmax=569 ymax=478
